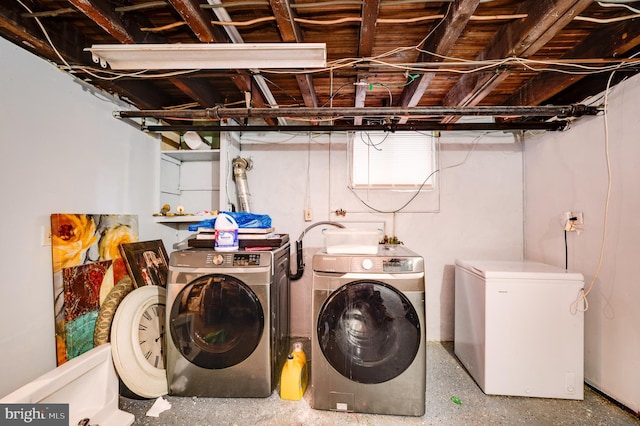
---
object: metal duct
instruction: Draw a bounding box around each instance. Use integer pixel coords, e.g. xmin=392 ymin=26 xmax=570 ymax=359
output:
xmin=232 ymin=157 xmax=253 ymax=212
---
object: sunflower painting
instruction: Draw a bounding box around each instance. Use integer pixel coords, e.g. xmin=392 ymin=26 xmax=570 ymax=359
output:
xmin=51 ymin=213 xmax=138 ymax=365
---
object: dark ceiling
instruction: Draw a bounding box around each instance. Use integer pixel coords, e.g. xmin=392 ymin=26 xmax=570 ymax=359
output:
xmin=2 ymin=0 xmax=640 ymax=132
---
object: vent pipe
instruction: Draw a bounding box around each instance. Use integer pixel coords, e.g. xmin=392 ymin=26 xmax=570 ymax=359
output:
xmin=232 ymin=157 xmax=253 ymax=212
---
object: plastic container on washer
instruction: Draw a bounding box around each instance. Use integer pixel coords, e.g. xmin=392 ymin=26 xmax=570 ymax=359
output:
xmin=214 ymin=212 xmax=239 ymax=252
xmin=323 ymin=228 xmax=382 ymax=255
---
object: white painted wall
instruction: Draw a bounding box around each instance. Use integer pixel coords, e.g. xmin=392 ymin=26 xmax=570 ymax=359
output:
xmin=524 ymin=74 xmax=640 ymax=412
xmin=0 ymin=38 xmax=161 ymax=397
xmin=235 ymin=130 xmax=524 ymax=341
xmin=0 ymin=36 xmax=525 ymax=402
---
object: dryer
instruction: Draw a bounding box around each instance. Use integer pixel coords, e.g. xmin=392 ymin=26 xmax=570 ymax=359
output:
xmin=311 ymin=245 xmax=426 ymax=416
xmin=166 ymin=244 xmax=290 ymax=397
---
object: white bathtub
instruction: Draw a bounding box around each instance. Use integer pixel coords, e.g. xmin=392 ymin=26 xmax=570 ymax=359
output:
xmin=1 ymin=343 xmax=134 ymax=425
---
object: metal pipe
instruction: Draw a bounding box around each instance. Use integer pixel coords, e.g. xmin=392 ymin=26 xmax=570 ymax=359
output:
xmin=116 ymin=104 xmax=600 ymax=120
xmin=143 ymin=121 xmax=570 ymax=132
xmin=232 ymin=157 xmax=253 ymax=212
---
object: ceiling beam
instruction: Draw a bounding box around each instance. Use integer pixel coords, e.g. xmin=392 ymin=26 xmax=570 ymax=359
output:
xmin=67 ymin=0 xmax=136 ymax=44
xmin=0 ymin=3 xmax=172 ymax=110
xmin=167 ymin=0 xmax=225 ymax=43
xmin=203 ymin=0 xmax=279 ymax=126
xmin=441 ymin=0 xmax=593 ymax=123
xmin=397 ymin=0 xmax=480 ymax=123
xmin=505 ymin=19 xmax=640 ymax=106
xmin=70 ymin=0 xmax=225 ymax=110
xmin=170 ymin=77 xmax=226 ymax=107
xmin=268 ymin=0 xmax=319 ymax=108
xmin=0 ymin=6 xmax=69 ymax=63
xmin=354 ymin=0 xmax=381 ymax=125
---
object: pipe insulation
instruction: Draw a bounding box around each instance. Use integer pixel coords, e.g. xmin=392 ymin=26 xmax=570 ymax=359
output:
xmin=232 ymin=157 xmax=253 ymax=212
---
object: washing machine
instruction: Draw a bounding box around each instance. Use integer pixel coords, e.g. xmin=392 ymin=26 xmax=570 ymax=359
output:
xmin=165 ymin=243 xmax=290 ymax=397
xmin=311 ymin=245 xmax=426 ymax=416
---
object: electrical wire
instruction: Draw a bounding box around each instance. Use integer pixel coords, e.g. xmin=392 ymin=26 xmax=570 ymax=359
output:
xmin=17 ymin=0 xmax=70 ymax=69
xmin=348 ymin=131 xmax=488 ymax=214
xmin=304 ymin=132 xmax=313 ymax=214
xmin=564 ymin=229 xmax=569 ymax=270
xmin=570 ymin=62 xmax=631 ymax=314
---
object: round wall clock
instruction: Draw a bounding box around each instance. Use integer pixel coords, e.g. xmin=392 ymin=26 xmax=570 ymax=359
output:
xmin=111 ymin=285 xmax=168 ymax=398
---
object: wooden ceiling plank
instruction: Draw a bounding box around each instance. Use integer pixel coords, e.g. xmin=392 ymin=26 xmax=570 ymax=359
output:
xmin=0 ymin=4 xmax=169 ymax=110
xmin=269 ymin=0 xmax=319 ymax=108
xmin=98 ymin=80 xmax=171 ymax=110
xmin=442 ymin=0 xmax=593 ymax=112
xmin=399 ymin=0 xmax=481 ymax=110
xmin=358 ymin=0 xmax=380 ymax=58
xmin=167 ymin=0 xmax=220 ymax=43
xmin=67 ymin=0 xmax=135 ymax=44
xmin=505 ymin=19 xmax=640 ymax=106
xmin=72 ymin=0 xmax=228 ymax=111
xmin=354 ymin=0 xmax=381 ymax=125
xmin=170 ymin=77 xmax=226 ymax=108
xmin=0 ymin=8 xmax=66 ymax=63
xmin=231 ymin=73 xmax=278 ymax=126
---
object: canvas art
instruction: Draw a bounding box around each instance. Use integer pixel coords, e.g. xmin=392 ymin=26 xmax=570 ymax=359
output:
xmin=51 ymin=213 xmax=138 ymax=365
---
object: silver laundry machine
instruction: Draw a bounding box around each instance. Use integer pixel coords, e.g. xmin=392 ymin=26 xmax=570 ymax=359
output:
xmin=166 ymin=244 xmax=290 ymax=397
xmin=311 ymin=245 xmax=426 ymax=416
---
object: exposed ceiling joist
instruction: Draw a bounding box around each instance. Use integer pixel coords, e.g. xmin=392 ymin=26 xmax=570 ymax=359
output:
xmin=441 ymin=0 xmax=594 ymax=122
xmin=2 ymin=1 xmax=637 ymax=133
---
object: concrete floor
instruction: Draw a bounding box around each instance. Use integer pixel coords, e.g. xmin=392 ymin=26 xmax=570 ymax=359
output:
xmin=119 ymin=342 xmax=639 ymax=425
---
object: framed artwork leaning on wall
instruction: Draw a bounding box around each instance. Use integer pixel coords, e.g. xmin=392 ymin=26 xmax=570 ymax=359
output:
xmin=120 ymin=240 xmax=169 ymax=288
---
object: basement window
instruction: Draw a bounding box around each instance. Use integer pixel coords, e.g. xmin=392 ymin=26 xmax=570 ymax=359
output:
xmin=350 ymin=131 xmax=436 ymax=190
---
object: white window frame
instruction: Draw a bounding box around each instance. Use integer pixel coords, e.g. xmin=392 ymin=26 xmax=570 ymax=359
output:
xmin=349 ymin=131 xmax=437 ymax=190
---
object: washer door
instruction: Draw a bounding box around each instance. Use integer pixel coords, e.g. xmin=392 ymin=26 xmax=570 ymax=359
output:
xmin=317 ymin=280 xmax=421 ymax=384
xmin=170 ymin=274 xmax=264 ymax=369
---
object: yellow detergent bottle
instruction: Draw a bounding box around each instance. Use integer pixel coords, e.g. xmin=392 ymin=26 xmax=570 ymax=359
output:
xmin=280 ymin=342 xmax=308 ymax=401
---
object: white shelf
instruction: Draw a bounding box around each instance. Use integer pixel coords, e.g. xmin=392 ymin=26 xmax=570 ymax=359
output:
xmin=154 ymin=215 xmax=216 ymax=224
xmin=162 ymin=149 xmax=220 ymax=162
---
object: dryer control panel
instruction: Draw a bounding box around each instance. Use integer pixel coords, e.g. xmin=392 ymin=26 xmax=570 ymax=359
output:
xmin=233 ymin=253 xmax=262 ymax=267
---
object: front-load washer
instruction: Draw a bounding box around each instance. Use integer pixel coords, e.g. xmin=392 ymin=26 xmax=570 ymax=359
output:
xmin=311 ymin=245 xmax=426 ymax=416
xmin=166 ymin=244 xmax=290 ymax=397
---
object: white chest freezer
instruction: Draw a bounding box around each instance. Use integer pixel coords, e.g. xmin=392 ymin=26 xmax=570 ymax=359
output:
xmin=454 ymin=259 xmax=584 ymax=400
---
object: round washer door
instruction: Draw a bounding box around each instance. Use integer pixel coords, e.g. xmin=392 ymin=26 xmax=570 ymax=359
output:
xmin=317 ymin=280 xmax=421 ymax=384
xmin=169 ymin=274 xmax=264 ymax=369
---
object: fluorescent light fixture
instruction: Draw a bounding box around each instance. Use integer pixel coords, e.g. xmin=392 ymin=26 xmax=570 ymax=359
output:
xmin=85 ymin=43 xmax=326 ymax=70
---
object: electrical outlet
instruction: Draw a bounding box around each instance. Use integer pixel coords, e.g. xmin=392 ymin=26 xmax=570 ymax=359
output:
xmin=304 ymin=208 xmax=313 ymax=222
xmin=41 ymin=226 xmax=52 ymax=246
xmin=561 ymin=211 xmax=584 ymax=233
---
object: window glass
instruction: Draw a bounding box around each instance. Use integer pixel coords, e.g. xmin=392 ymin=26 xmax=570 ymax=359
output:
xmin=351 ymin=131 xmax=436 ymax=189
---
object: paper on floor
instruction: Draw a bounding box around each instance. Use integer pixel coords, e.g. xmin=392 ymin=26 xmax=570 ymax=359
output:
xmin=146 ymin=396 xmax=171 ymax=417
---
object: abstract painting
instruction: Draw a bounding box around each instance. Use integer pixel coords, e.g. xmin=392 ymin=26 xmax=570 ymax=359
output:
xmin=51 ymin=213 xmax=138 ymax=365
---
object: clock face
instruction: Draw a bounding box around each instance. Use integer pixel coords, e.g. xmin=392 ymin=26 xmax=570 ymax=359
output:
xmin=138 ymin=303 xmax=166 ymax=369
xmin=111 ymin=285 xmax=168 ymax=398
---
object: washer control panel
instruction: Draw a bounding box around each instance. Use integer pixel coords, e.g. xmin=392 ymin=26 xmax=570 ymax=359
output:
xmin=171 ymin=249 xmax=269 ymax=268
xmin=312 ymin=245 xmax=423 ymax=274
xmin=383 ymin=257 xmax=414 ymax=272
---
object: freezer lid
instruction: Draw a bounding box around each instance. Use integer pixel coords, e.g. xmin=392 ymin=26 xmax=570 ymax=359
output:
xmin=455 ymin=259 xmax=584 ymax=281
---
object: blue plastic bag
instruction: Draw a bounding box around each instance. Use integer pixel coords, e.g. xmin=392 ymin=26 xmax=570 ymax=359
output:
xmin=188 ymin=212 xmax=272 ymax=232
